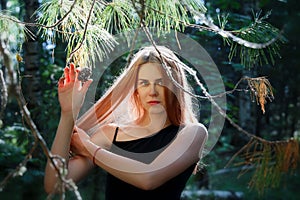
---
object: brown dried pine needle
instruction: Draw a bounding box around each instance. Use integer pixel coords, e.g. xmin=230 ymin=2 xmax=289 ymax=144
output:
xmin=247 ymin=77 xmax=274 ymax=114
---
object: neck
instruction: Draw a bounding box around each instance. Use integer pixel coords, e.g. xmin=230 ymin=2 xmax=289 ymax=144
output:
xmin=138 ymin=111 xmax=171 ymax=133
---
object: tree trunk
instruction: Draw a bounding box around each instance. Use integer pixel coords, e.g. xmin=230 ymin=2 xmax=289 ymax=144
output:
xmin=23 ymin=0 xmax=41 ymax=109
xmin=0 ymin=0 xmax=6 ymax=10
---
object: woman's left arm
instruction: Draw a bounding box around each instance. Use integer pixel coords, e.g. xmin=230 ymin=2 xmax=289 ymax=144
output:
xmin=72 ymin=124 xmax=207 ymax=190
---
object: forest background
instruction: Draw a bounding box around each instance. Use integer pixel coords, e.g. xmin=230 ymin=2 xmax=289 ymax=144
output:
xmin=0 ymin=0 xmax=299 ymax=200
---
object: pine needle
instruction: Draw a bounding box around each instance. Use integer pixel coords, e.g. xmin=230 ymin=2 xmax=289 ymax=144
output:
xmin=247 ymin=77 xmax=274 ymax=114
xmin=226 ymin=138 xmax=300 ymax=195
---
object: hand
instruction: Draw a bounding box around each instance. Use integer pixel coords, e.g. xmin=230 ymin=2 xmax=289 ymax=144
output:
xmin=58 ymin=63 xmax=93 ymax=117
xmin=70 ymin=127 xmax=92 ymax=158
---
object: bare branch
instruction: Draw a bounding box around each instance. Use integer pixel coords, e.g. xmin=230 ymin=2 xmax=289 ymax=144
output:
xmin=0 ymin=38 xmax=81 ymax=198
xmin=183 ymin=4 xmax=281 ymax=49
xmin=0 ymin=69 xmax=7 ymax=118
xmin=0 ymin=0 xmax=77 ymax=29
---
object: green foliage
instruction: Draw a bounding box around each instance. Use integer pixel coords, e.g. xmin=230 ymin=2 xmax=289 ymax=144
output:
xmin=0 ymin=12 xmax=29 ymax=53
xmin=218 ymin=11 xmax=285 ymax=68
xmin=35 ymin=0 xmax=208 ymax=67
xmin=0 ymin=124 xmax=32 ymax=188
xmin=1 ymin=0 xmax=299 ymax=199
xmin=143 ymin=0 xmax=197 ymax=33
xmin=100 ymin=1 xmax=138 ymax=33
xmin=1 ymin=0 xmax=282 ymax=69
xmin=0 ymin=123 xmax=31 ymax=155
xmin=0 ymin=64 xmax=62 ymax=199
xmin=36 ymin=0 xmax=117 ymax=67
xmin=226 ymin=13 xmax=286 ymax=67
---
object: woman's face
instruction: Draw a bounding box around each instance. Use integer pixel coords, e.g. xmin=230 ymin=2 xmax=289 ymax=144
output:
xmin=136 ymin=62 xmax=168 ymax=114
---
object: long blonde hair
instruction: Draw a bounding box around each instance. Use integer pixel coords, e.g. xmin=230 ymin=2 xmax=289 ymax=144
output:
xmin=77 ymin=46 xmax=198 ymax=132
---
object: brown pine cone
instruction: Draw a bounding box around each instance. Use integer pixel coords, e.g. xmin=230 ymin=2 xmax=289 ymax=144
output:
xmin=77 ymin=68 xmax=92 ymax=82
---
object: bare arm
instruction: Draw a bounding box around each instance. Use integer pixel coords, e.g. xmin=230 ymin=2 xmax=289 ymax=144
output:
xmin=73 ymin=123 xmax=207 ymax=190
xmin=44 ymin=112 xmax=75 ymax=193
xmin=45 ymin=64 xmax=207 ymax=192
xmin=44 ymin=63 xmax=93 ymax=194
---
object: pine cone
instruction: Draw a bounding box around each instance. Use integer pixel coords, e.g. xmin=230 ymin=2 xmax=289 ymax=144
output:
xmin=77 ymin=68 xmax=92 ymax=82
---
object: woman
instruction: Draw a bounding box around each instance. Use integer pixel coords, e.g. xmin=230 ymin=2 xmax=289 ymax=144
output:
xmin=44 ymin=46 xmax=207 ymax=200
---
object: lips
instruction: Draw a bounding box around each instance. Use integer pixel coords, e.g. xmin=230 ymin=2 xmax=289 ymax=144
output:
xmin=147 ymin=100 xmax=160 ymax=105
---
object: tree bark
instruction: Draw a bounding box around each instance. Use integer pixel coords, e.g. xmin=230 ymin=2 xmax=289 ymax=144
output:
xmin=0 ymin=0 xmax=6 ymax=10
xmin=23 ymin=0 xmax=41 ymax=108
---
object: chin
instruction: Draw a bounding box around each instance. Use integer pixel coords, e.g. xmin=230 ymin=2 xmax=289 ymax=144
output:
xmin=148 ymin=105 xmax=166 ymax=114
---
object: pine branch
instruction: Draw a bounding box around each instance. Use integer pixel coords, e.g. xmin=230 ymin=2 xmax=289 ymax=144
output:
xmin=100 ymin=1 xmax=137 ymax=33
xmin=0 ymin=0 xmax=77 ymax=30
xmin=67 ymin=0 xmax=96 ymax=63
xmin=184 ymin=5 xmax=284 ymax=67
xmin=37 ymin=0 xmax=78 ymax=29
xmin=140 ymin=24 xmax=299 ymax=195
xmin=225 ymin=138 xmax=299 ymax=195
xmin=1 ymin=0 xmax=283 ymax=68
xmin=187 ymin=7 xmax=282 ymax=49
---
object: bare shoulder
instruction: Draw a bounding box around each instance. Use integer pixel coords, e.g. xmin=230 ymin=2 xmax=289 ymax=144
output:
xmin=99 ymin=123 xmax=118 ymax=134
xmin=90 ymin=123 xmax=118 ymax=149
xmin=180 ymin=123 xmax=208 ymax=141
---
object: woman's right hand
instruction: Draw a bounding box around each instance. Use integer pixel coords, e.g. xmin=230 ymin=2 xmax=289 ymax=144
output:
xmin=58 ymin=63 xmax=93 ymax=117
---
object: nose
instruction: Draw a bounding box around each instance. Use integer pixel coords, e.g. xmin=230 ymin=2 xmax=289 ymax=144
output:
xmin=149 ymin=83 xmax=158 ymax=97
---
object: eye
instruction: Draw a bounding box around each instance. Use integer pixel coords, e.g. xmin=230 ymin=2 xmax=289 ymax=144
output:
xmin=138 ymin=80 xmax=149 ymax=87
xmin=156 ymin=79 xmax=164 ymax=86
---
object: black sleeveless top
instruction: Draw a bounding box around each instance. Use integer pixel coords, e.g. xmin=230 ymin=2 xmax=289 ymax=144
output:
xmin=105 ymin=125 xmax=196 ymax=200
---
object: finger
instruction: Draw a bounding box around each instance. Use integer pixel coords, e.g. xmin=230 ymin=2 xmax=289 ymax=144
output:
xmin=58 ymin=77 xmax=65 ymax=88
xmin=69 ymin=63 xmax=76 ymax=82
xmin=64 ymin=67 xmax=70 ymax=82
xmin=74 ymin=68 xmax=81 ymax=87
xmin=73 ymin=126 xmax=78 ymax=133
xmin=74 ymin=76 xmax=82 ymax=91
xmin=75 ymin=68 xmax=80 ymax=81
xmin=75 ymin=126 xmax=86 ymax=136
xmin=81 ymin=79 xmax=93 ymax=93
xmin=72 ymin=129 xmax=78 ymax=135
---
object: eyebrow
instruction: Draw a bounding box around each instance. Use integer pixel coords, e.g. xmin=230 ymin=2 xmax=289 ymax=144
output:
xmin=138 ymin=78 xmax=163 ymax=82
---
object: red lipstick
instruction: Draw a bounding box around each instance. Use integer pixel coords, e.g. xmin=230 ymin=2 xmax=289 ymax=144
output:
xmin=148 ymin=101 xmax=160 ymax=105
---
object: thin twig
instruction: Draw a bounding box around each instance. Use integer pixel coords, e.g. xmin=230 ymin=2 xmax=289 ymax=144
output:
xmin=185 ymin=6 xmax=279 ymax=49
xmin=145 ymin=2 xmax=280 ymax=49
xmin=0 ymin=141 xmax=38 ymax=189
xmin=140 ymin=18 xmax=269 ymax=143
xmin=0 ymin=69 xmax=7 ymax=118
xmin=0 ymin=39 xmax=80 ymax=198
xmin=224 ymin=138 xmax=255 ymax=168
xmin=67 ymin=0 xmax=97 ymax=63
xmin=0 ymin=0 xmax=77 ymax=29
xmin=124 ymin=28 xmax=141 ymax=69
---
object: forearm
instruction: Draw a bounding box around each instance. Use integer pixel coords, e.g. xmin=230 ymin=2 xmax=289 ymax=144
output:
xmin=84 ymin=141 xmax=150 ymax=189
xmin=44 ymin=63 xmax=93 ymax=193
xmin=44 ymin=111 xmax=75 ymax=193
xmin=85 ymin=143 xmax=191 ymax=190
xmin=50 ymin=112 xmax=75 ymax=156
xmin=87 ymin=124 xmax=207 ymax=190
